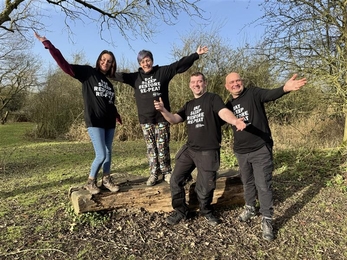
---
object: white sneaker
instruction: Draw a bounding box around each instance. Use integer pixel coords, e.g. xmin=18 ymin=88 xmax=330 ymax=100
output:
xmin=164 ymin=173 xmax=171 ymax=184
xmin=238 ymin=205 xmax=256 ymax=222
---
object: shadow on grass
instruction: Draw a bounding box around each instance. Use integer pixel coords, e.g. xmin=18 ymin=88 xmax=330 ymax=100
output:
xmin=0 ymin=160 xmax=149 ymax=200
xmin=0 ymin=175 xmax=86 ymax=199
xmin=273 ymin=148 xmax=345 ymax=230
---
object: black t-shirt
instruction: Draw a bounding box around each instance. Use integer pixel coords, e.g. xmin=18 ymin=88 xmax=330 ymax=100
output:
xmin=113 ymin=53 xmax=199 ymax=124
xmin=72 ymin=65 xmax=117 ymax=129
xmin=226 ymin=86 xmax=286 ymax=153
xmin=177 ymin=92 xmax=226 ymax=151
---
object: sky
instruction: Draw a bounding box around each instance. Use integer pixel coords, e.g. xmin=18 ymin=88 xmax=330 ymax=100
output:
xmin=32 ymin=0 xmax=264 ymax=72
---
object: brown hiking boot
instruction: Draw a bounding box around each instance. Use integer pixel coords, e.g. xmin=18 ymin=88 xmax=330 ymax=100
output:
xmin=85 ymin=178 xmax=100 ymax=195
xmin=102 ymin=175 xmax=120 ymax=192
xmin=146 ymin=174 xmax=158 ymax=186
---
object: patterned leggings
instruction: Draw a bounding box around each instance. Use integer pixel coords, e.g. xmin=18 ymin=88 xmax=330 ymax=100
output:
xmin=141 ymin=122 xmax=172 ymax=176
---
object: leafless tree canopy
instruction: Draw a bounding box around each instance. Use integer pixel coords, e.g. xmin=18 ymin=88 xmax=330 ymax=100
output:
xmin=258 ymin=0 xmax=347 ymax=142
xmin=0 ymin=0 xmax=204 ymax=124
xmin=1 ymin=0 xmax=204 ymax=41
xmin=259 ymin=0 xmax=345 ymax=80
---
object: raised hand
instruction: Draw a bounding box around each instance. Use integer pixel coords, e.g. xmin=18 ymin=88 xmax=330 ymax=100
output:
xmin=34 ymin=31 xmax=47 ymax=42
xmin=196 ymin=46 xmax=208 ymax=55
xmin=283 ymin=74 xmax=307 ymax=92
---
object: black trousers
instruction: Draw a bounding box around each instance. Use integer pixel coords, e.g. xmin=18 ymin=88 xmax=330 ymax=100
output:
xmin=170 ymin=145 xmax=219 ymax=216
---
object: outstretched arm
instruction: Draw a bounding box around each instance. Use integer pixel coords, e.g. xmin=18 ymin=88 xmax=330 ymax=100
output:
xmin=154 ymin=97 xmax=183 ymax=124
xmin=174 ymin=45 xmax=209 ymax=74
xmin=283 ymin=74 xmax=307 ymax=92
xmin=218 ymin=108 xmax=246 ymax=131
xmin=34 ymin=32 xmax=75 ymax=77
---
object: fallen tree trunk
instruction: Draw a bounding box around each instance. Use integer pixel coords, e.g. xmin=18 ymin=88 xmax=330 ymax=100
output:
xmin=69 ymin=170 xmax=244 ymax=214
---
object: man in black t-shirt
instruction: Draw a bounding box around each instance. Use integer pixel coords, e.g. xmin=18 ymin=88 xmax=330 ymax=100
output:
xmin=225 ymin=72 xmax=307 ymax=241
xmin=154 ymin=72 xmax=246 ymax=226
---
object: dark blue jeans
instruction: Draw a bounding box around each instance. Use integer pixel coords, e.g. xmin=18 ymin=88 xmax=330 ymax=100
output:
xmin=87 ymin=127 xmax=115 ymax=179
xmin=170 ymin=145 xmax=219 ymax=216
xmin=235 ymin=144 xmax=274 ymax=218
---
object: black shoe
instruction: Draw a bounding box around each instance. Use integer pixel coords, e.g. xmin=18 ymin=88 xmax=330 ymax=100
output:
xmin=261 ymin=217 xmax=274 ymax=241
xmin=166 ymin=211 xmax=186 ymax=225
xmin=204 ymin=213 xmax=221 ymax=226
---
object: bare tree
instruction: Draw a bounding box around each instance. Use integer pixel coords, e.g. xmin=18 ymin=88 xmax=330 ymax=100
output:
xmin=0 ymin=0 xmax=204 ymax=41
xmin=0 ymin=0 xmax=204 ymax=125
xmin=258 ymin=0 xmax=347 ymax=142
xmin=0 ymin=32 xmax=39 ymax=123
xmin=0 ymin=57 xmax=40 ymax=123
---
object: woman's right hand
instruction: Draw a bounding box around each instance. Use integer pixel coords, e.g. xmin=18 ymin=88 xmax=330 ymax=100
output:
xmin=34 ymin=32 xmax=47 ymax=42
xmin=154 ymin=97 xmax=165 ymax=112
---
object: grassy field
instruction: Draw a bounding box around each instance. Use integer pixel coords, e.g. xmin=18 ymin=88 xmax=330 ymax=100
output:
xmin=0 ymin=122 xmax=347 ymax=259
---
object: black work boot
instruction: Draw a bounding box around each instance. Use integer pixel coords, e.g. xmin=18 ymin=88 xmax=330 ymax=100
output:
xmin=261 ymin=217 xmax=274 ymax=241
xmin=166 ymin=211 xmax=186 ymax=225
xmin=204 ymin=213 xmax=221 ymax=226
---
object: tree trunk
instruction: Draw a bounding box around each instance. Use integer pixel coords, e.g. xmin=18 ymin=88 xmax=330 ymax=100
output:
xmin=69 ymin=170 xmax=244 ymax=215
xmin=1 ymin=111 xmax=9 ymax=124
xmin=343 ymin=113 xmax=347 ymax=143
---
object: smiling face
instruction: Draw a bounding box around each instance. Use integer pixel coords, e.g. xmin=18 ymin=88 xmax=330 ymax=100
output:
xmin=225 ymin=72 xmax=244 ymax=98
xmin=139 ymin=56 xmax=153 ymax=73
xmin=189 ymin=74 xmax=207 ymax=98
xmin=98 ymin=53 xmax=113 ymax=74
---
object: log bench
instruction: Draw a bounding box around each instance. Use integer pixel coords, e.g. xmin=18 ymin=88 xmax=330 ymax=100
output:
xmin=69 ymin=169 xmax=244 ymax=214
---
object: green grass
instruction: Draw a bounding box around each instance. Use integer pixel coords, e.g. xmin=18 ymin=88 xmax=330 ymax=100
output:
xmin=0 ymin=122 xmax=35 ymax=146
xmin=1 ymin=122 xmax=347 ymax=259
xmin=0 ymin=123 xmax=185 ymax=220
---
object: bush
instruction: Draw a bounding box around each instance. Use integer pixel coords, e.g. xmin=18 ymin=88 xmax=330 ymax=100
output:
xmin=28 ymin=70 xmax=83 ymax=139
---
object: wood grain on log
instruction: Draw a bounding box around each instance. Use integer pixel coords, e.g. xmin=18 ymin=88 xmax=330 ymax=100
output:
xmin=69 ymin=170 xmax=244 ymax=214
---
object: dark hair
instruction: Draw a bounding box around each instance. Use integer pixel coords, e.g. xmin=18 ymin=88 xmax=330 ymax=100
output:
xmin=191 ymin=72 xmax=206 ymax=82
xmin=95 ymin=50 xmax=117 ymax=77
xmin=137 ymin=50 xmax=153 ymax=64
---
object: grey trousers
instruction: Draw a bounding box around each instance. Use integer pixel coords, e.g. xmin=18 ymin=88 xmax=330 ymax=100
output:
xmin=235 ymin=144 xmax=274 ymax=218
